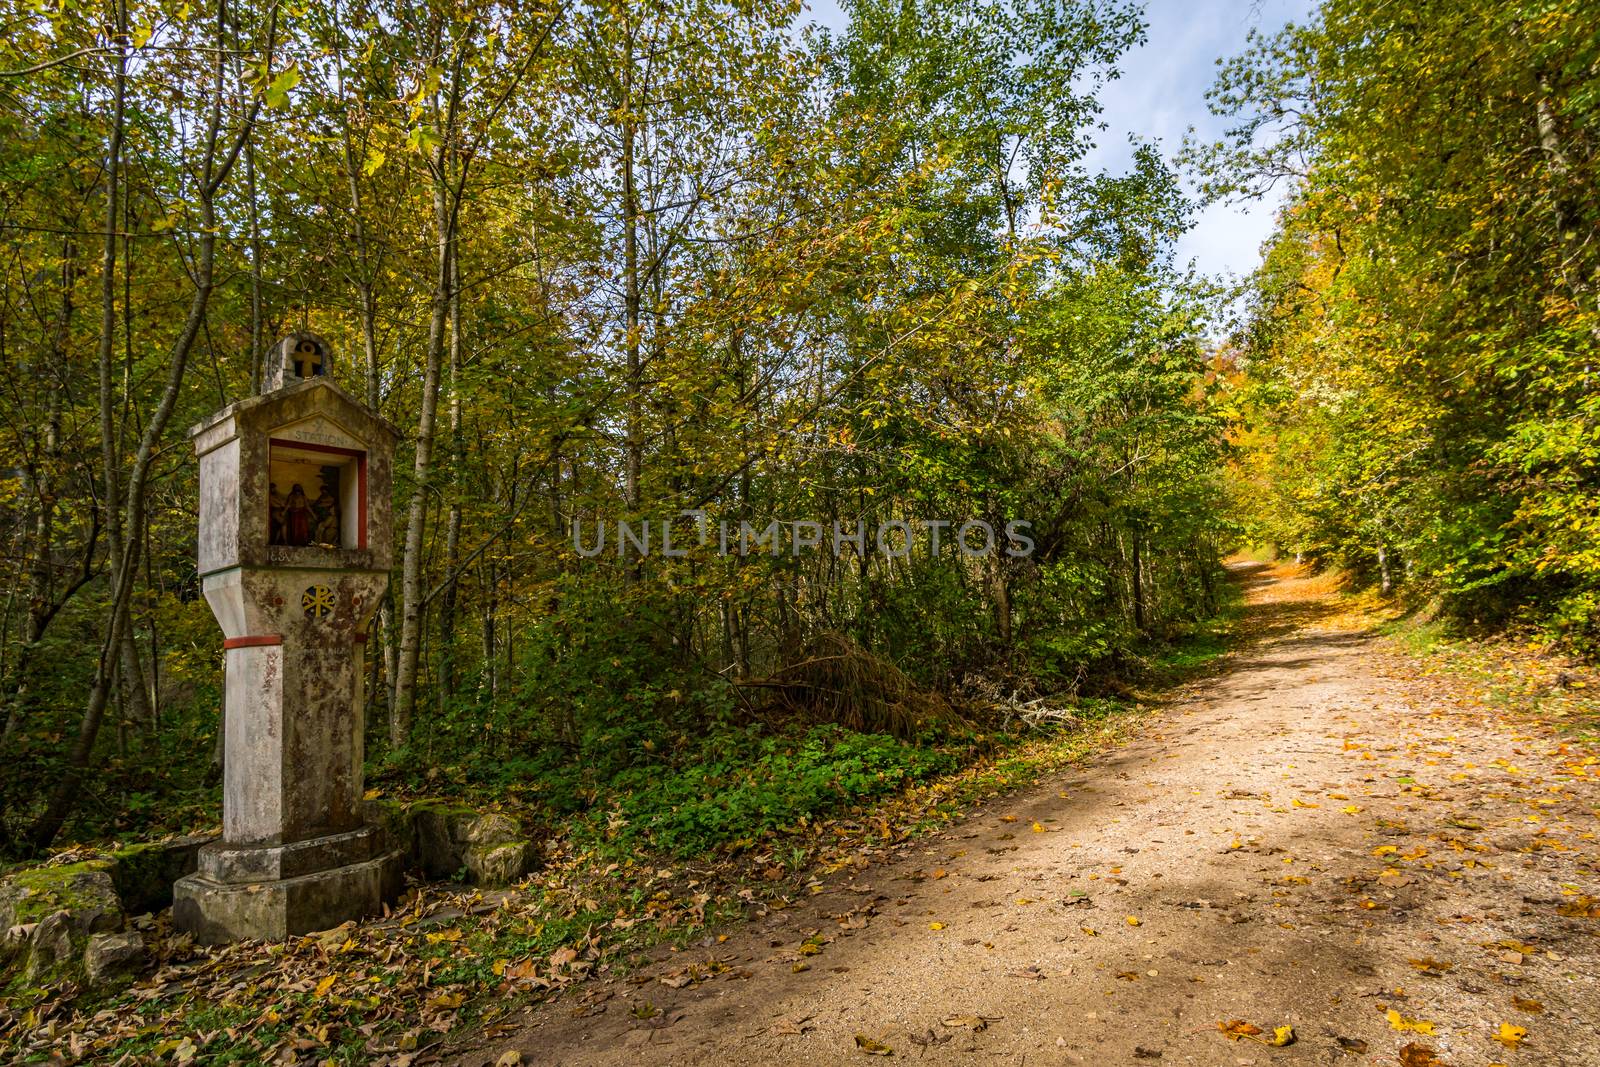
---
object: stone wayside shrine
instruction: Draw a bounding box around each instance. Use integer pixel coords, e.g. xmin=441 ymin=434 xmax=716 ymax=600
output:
xmin=173 ymin=333 xmax=403 ymax=942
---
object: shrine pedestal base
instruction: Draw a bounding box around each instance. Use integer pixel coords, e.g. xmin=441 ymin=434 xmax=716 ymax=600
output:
xmin=173 ymin=838 xmax=402 ymax=943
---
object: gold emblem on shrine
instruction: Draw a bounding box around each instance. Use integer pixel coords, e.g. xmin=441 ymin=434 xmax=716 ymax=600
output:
xmin=291 ymin=338 xmax=325 ymax=379
xmin=302 ymin=584 xmax=336 ymax=619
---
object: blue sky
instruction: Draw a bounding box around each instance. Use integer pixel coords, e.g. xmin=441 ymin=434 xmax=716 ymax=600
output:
xmin=802 ymin=0 xmax=1317 ymax=280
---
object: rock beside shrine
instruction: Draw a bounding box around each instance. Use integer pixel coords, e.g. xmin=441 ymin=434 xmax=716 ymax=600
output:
xmin=1 ymin=861 xmax=126 ymax=994
xmin=367 ymin=798 xmax=541 ymax=887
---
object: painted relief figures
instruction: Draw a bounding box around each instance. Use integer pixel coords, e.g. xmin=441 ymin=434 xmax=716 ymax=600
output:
xmin=270 ymin=483 xmax=288 ymax=544
xmin=269 ymin=469 xmax=341 ymax=548
xmin=313 ymin=484 xmax=340 ymax=545
xmin=267 ymin=437 xmax=361 ymax=550
xmin=285 ymin=485 xmax=313 ymax=545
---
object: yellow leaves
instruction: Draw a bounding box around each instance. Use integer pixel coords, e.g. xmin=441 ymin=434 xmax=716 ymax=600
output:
xmin=1407 ymin=957 xmax=1452 ymax=975
xmin=1555 ymin=894 xmax=1600 ymax=918
xmin=425 ymin=928 xmax=463 ymax=943
xmin=1493 ymin=1022 xmax=1527 ymax=1046
xmin=1511 ymin=996 xmax=1544 ymax=1014
xmin=1342 ymin=805 xmax=1362 ymax=815
xmin=1031 ymin=821 xmax=1046 ymax=833
xmin=854 ymin=1034 xmax=893 ymax=1056
xmin=1125 ymin=915 xmax=1141 ymax=927
xmin=928 ymin=922 xmax=945 ymax=931
xmin=314 ymin=974 xmax=337 ymax=997
xmin=1292 ymin=799 xmax=1318 ymax=809
xmin=1217 ymin=1021 xmax=1294 ymax=1046
xmin=1386 ymin=1009 xmax=1437 ymax=1035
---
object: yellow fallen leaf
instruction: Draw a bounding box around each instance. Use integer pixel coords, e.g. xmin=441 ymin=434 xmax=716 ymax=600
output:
xmin=314 ymin=975 xmax=336 ymax=997
xmin=1386 ymin=1009 xmax=1437 ymax=1035
xmin=1408 ymin=957 xmax=1453 ymax=973
xmin=1032 ymin=821 xmax=1046 ymax=833
xmin=929 ymin=922 xmax=945 ymax=931
xmin=854 ymin=1034 xmax=893 ymax=1056
xmin=1126 ymin=916 xmax=1141 ymax=927
xmin=1342 ymin=805 xmax=1362 ymax=814
xmin=1218 ymin=1019 xmax=1262 ymax=1040
xmin=1263 ymin=1025 xmax=1295 ymax=1047
xmin=1493 ymin=1022 xmax=1527 ymax=1046
xmin=1373 ymin=845 xmax=1398 ymax=857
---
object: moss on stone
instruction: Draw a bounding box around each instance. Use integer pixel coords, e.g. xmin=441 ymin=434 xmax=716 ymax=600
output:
xmin=108 ymin=834 xmax=211 ymax=915
xmin=0 ymin=860 xmax=117 ymax=928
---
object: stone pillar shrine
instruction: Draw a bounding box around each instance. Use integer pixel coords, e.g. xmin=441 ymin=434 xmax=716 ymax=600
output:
xmin=173 ymin=333 xmax=403 ymax=942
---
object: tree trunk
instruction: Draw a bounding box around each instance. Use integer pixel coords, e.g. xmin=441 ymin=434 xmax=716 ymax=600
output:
xmin=438 ymin=250 xmax=464 ymax=704
xmin=1130 ymin=526 xmax=1146 ymax=632
xmin=392 ymin=62 xmax=461 ymax=749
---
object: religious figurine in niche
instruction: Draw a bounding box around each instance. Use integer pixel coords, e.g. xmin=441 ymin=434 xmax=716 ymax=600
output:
xmin=284 ymin=484 xmax=313 ymax=546
xmin=269 ymin=482 xmax=288 ymax=545
xmin=312 ymin=479 xmax=340 ymax=547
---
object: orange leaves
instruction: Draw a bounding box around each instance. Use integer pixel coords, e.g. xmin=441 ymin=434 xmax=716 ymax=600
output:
xmin=1397 ymin=1044 xmax=1445 ymax=1067
xmin=1216 ymin=1020 xmax=1294 ymax=1047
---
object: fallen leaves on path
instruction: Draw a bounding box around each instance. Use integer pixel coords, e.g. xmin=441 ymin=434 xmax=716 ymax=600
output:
xmin=853 ymin=1033 xmax=893 ymax=1055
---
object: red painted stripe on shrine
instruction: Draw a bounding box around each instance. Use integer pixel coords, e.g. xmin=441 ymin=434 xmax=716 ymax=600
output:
xmin=223 ymin=635 xmax=283 ymax=649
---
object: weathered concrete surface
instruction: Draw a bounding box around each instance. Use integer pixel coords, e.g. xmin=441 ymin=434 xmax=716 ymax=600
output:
xmin=173 ymin=849 xmax=402 ymax=944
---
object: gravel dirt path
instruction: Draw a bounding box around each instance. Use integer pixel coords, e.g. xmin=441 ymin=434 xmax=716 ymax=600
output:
xmin=478 ymin=562 xmax=1600 ymax=1066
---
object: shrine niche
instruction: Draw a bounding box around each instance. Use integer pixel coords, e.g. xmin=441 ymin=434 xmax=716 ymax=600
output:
xmin=268 ymin=441 xmax=361 ymax=550
xmin=175 ymin=332 xmax=402 ymax=943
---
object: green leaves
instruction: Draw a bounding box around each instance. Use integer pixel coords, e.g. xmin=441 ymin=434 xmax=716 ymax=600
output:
xmin=263 ymin=62 xmax=300 ymax=110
